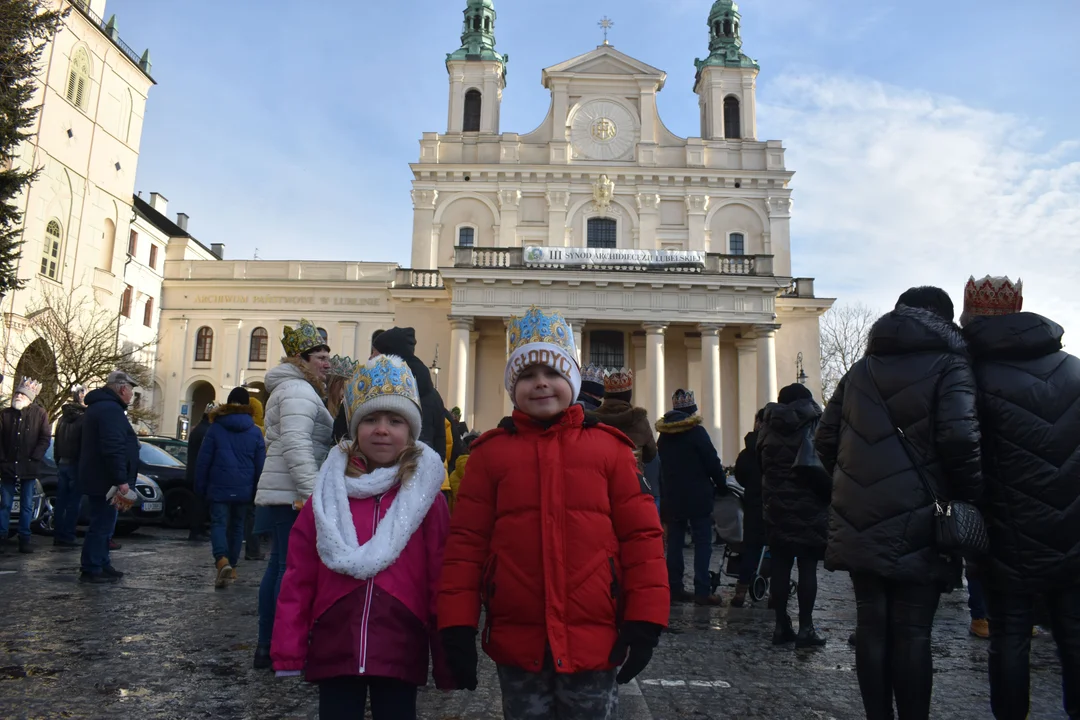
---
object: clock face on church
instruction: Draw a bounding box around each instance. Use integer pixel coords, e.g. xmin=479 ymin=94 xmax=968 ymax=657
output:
xmin=570 ymin=100 xmax=637 ymax=161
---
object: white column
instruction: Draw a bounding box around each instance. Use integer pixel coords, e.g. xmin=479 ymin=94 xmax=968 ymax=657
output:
xmin=699 ymin=324 xmax=724 ymax=457
xmin=756 ymin=325 xmax=779 ymax=410
xmin=736 ymin=338 xmax=758 ymax=441
xmin=644 ymin=323 xmax=668 ymax=424
xmin=466 ymin=329 xmax=479 ymax=431
xmin=448 ymin=316 xmax=473 ymax=418
xmin=569 ymin=319 xmax=585 ymax=364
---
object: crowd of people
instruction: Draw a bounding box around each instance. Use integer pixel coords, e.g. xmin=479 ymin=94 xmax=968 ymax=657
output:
xmin=0 ymin=273 xmax=1076 ymax=720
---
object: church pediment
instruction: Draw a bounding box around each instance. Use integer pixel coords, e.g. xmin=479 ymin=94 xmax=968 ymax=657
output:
xmin=543 ymin=45 xmax=666 ymax=88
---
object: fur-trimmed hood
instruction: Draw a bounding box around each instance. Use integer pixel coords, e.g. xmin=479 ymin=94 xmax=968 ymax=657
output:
xmin=591 ymin=399 xmax=648 ymax=428
xmin=866 ymin=304 xmax=968 ymax=359
xmin=267 ymin=357 xmax=326 ymax=397
xmin=655 ymin=411 xmax=703 ymax=434
xmin=210 ymin=403 xmax=254 ymax=421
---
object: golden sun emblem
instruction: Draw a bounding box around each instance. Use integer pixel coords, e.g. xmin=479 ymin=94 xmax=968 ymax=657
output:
xmin=591 ymin=117 xmax=617 ymax=142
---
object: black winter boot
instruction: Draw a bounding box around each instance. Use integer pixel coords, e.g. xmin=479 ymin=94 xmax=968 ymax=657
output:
xmin=772 ymin=615 xmax=796 ymax=645
xmin=18 ymin=537 xmax=32 ymax=554
xmin=796 ymin=623 xmax=827 ymax=648
xmin=253 ymin=644 xmax=272 ymax=670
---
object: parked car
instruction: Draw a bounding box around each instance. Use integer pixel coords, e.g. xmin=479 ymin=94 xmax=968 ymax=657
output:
xmin=141 ymin=436 xmax=189 ymax=465
xmin=137 ymin=441 xmax=195 ymax=529
xmin=8 ymin=444 xmax=165 ymax=537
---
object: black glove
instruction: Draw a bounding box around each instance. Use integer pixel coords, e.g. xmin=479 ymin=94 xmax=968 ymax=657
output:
xmin=608 ymin=621 xmax=662 ymax=685
xmin=440 ymin=626 xmax=479 ymax=691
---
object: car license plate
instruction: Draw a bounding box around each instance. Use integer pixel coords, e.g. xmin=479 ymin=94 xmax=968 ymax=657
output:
xmin=141 ymin=502 xmax=162 ymax=512
xmin=11 ymin=500 xmax=19 ymax=514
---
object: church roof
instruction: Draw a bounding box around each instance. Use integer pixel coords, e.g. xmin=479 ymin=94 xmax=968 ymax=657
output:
xmin=542 ymin=45 xmax=666 ymax=89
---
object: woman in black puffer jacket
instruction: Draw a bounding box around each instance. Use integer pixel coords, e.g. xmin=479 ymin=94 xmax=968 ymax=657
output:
xmin=758 ymin=384 xmax=828 ymax=647
xmin=816 ymin=287 xmax=983 ymax=720
xmin=961 ymin=304 xmax=1080 ymax=719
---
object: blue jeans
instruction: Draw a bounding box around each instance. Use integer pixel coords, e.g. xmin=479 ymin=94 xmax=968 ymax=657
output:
xmin=0 ymin=479 xmax=37 ymax=539
xmin=256 ymin=504 xmax=300 ymax=646
xmin=80 ymin=495 xmax=117 ymax=574
xmin=667 ymin=516 xmax=714 ymax=597
xmin=211 ymin=502 xmax=248 ymax=567
xmin=55 ymin=463 xmax=83 ymax=543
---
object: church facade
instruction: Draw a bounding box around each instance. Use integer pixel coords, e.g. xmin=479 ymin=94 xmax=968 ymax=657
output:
xmin=156 ymin=0 xmax=831 ymax=462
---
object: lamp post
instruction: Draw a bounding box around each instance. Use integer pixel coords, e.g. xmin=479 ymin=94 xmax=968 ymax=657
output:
xmin=430 ymin=344 xmax=441 ymax=391
xmin=796 ymin=352 xmax=808 ymax=385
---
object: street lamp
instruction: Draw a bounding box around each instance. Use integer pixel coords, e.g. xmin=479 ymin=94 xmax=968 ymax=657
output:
xmin=796 ymin=352 xmax=808 ymax=385
xmin=430 ymin=344 xmax=441 ymax=391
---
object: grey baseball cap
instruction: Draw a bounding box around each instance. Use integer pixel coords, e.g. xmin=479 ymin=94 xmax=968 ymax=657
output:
xmin=107 ymin=370 xmax=139 ymax=387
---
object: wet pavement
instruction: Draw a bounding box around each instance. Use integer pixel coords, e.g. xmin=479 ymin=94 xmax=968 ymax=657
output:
xmin=0 ymin=528 xmax=1070 ymax=719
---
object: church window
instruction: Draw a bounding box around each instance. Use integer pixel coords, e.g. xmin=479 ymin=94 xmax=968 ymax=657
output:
xmin=40 ymin=220 xmax=62 ymax=280
xmin=589 ymin=331 xmax=625 ymax=369
xmin=463 ymin=90 xmax=482 ymax=132
xmin=65 ymin=48 xmax=91 ymax=112
xmin=485 ymin=17 xmax=491 ymax=32
xmin=249 ymin=328 xmax=268 ymax=362
xmin=587 ymin=218 xmax=617 ymax=249
xmin=729 ymin=232 xmax=745 ymax=255
xmin=734 ymin=22 xmax=740 ymax=36
xmin=457 ymin=226 xmax=475 ymax=247
xmin=723 ymin=18 xmax=733 ymax=37
xmin=724 ymin=96 xmax=741 ymax=139
xmin=713 ymin=21 xmax=721 ymax=36
xmin=195 ymin=327 xmax=214 ymax=362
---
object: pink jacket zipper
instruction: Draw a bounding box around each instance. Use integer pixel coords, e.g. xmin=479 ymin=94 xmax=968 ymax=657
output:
xmin=357 ymin=495 xmax=381 ymax=673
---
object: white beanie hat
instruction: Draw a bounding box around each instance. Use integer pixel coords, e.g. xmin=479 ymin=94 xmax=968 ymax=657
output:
xmin=344 ymin=355 xmax=423 ymax=440
xmin=504 ymin=307 xmax=581 ymax=403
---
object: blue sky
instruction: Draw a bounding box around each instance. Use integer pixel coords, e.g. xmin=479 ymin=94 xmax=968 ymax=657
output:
xmin=105 ymin=0 xmax=1080 ymax=328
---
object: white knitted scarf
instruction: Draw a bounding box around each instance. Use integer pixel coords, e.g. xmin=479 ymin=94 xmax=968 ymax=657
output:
xmin=312 ymin=443 xmax=444 ymax=580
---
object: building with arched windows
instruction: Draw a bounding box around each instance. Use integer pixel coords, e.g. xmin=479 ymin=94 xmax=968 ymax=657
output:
xmin=153 ymin=0 xmax=832 ymax=461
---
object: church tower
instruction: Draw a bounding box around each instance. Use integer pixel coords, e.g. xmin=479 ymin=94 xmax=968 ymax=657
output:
xmin=694 ymin=0 xmax=759 ymax=141
xmin=445 ymin=0 xmax=508 ymax=135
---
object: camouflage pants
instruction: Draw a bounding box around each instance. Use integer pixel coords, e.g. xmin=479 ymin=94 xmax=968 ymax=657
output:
xmin=496 ymin=662 xmax=618 ymax=720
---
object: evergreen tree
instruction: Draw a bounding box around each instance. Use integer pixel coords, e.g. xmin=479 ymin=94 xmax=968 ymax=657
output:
xmin=0 ymin=0 xmax=65 ymax=301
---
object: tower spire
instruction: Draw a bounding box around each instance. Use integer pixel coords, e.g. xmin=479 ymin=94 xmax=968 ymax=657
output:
xmin=694 ymin=0 xmax=759 ymax=73
xmin=447 ymin=0 xmax=507 ymax=74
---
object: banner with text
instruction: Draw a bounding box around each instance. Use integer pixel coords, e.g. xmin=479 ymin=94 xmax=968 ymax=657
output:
xmin=523 ymin=247 xmax=705 ymax=269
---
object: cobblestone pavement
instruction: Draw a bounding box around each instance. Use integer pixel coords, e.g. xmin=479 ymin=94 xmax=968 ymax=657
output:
xmin=0 ymin=529 xmax=1069 ymax=719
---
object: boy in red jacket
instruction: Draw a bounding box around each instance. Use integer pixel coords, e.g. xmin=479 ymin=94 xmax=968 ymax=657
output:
xmin=438 ymin=307 xmax=669 ymax=719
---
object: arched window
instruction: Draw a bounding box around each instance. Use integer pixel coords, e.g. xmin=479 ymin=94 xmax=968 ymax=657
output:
xmin=40 ymin=220 xmax=62 ymax=280
xmin=463 ymin=90 xmax=482 ymax=132
xmin=457 ymin=226 xmax=475 ymax=247
xmin=587 ymin=218 xmax=617 ymax=249
xmin=723 ymin=18 xmax=733 ymax=37
xmin=65 ymin=48 xmax=91 ymax=111
xmin=142 ymin=297 xmax=154 ymax=327
xmin=724 ymin=96 xmax=741 ymax=139
xmin=485 ymin=17 xmax=491 ymax=32
xmin=99 ymin=218 xmax=116 ymax=271
xmin=729 ymin=232 xmax=746 ymax=255
xmin=249 ymin=327 xmax=268 ymax=362
xmin=195 ymin=327 xmax=214 ymax=362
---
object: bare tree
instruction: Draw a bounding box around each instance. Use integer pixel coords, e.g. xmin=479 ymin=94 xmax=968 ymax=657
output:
xmin=9 ymin=289 xmax=157 ymax=420
xmin=820 ymin=302 xmax=879 ymax=403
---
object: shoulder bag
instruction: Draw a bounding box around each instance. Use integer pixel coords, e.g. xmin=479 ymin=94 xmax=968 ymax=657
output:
xmin=865 ymin=363 xmax=988 ymax=556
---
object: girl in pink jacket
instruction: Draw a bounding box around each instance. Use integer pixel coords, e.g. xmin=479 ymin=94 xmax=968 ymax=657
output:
xmin=272 ymin=355 xmax=453 ymax=719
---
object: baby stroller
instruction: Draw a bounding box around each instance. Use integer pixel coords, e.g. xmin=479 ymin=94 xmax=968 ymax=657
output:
xmin=709 ymin=481 xmax=797 ymax=603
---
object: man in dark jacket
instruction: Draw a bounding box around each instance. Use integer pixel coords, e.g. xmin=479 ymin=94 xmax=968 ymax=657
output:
xmin=731 ymin=410 xmax=765 ymax=608
xmin=816 ymin=287 xmax=983 ymax=720
xmin=53 ymin=385 xmax=87 ymax=548
xmin=195 ymin=387 xmax=266 ymax=589
xmin=0 ymin=377 xmax=51 ymax=554
xmin=959 ymin=276 xmax=1080 ymax=719
xmin=185 ymin=403 xmax=216 ymax=541
xmin=656 ymin=389 xmax=726 ymax=606
xmin=588 ymin=368 xmax=657 ymax=465
xmin=577 ymin=364 xmax=605 ymax=411
xmin=758 ymin=383 xmax=829 ymax=647
xmin=372 ymin=327 xmax=448 ymax=461
xmin=78 ymin=371 xmax=140 ymax=583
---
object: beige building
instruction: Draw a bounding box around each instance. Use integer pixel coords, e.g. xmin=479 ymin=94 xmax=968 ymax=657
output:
xmin=2 ymin=0 xmax=155 ymax=405
xmin=155 ymin=1 xmax=832 ymax=463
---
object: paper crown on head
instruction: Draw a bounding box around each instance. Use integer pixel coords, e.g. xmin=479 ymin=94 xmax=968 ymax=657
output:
xmin=344 ymin=354 xmax=422 ymax=440
xmin=672 ymin=388 xmax=697 ymax=411
xmin=328 ymin=355 xmax=359 ymax=379
xmin=604 ymin=368 xmax=634 ymax=395
xmin=14 ymin=377 xmax=41 ymax=403
xmin=962 ymin=275 xmax=1023 ymax=322
xmin=581 ymin=364 xmax=606 ymax=388
xmin=281 ymin=319 xmax=326 ymax=358
xmin=504 ymin=307 xmax=582 ymax=402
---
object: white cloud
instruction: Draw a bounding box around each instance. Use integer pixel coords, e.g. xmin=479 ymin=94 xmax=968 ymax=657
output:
xmin=761 ymin=74 xmax=1080 ymax=340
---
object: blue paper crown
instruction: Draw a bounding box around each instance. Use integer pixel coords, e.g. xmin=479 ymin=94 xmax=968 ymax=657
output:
xmin=581 ymin=364 xmax=606 ymax=386
xmin=672 ymin=388 xmax=697 ymax=410
xmin=345 ymin=355 xmax=420 ymax=421
xmin=507 ymin=307 xmax=577 ymax=357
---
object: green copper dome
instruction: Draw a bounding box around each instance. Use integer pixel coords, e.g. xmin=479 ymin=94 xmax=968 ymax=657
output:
xmin=695 ymin=0 xmax=759 ymax=72
xmin=447 ymin=0 xmax=508 ymax=74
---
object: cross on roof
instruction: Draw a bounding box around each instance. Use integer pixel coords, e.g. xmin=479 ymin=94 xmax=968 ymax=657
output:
xmin=599 ymin=16 xmax=614 ymax=45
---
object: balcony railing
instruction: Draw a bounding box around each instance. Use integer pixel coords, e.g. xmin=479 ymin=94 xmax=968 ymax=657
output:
xmin=395 ymin=269 xmax=444 ymax=289
xmin=453 ymin=247 xmax=775 ymax=277
xmin=69 ymin=0 xmax=153 ymax=78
